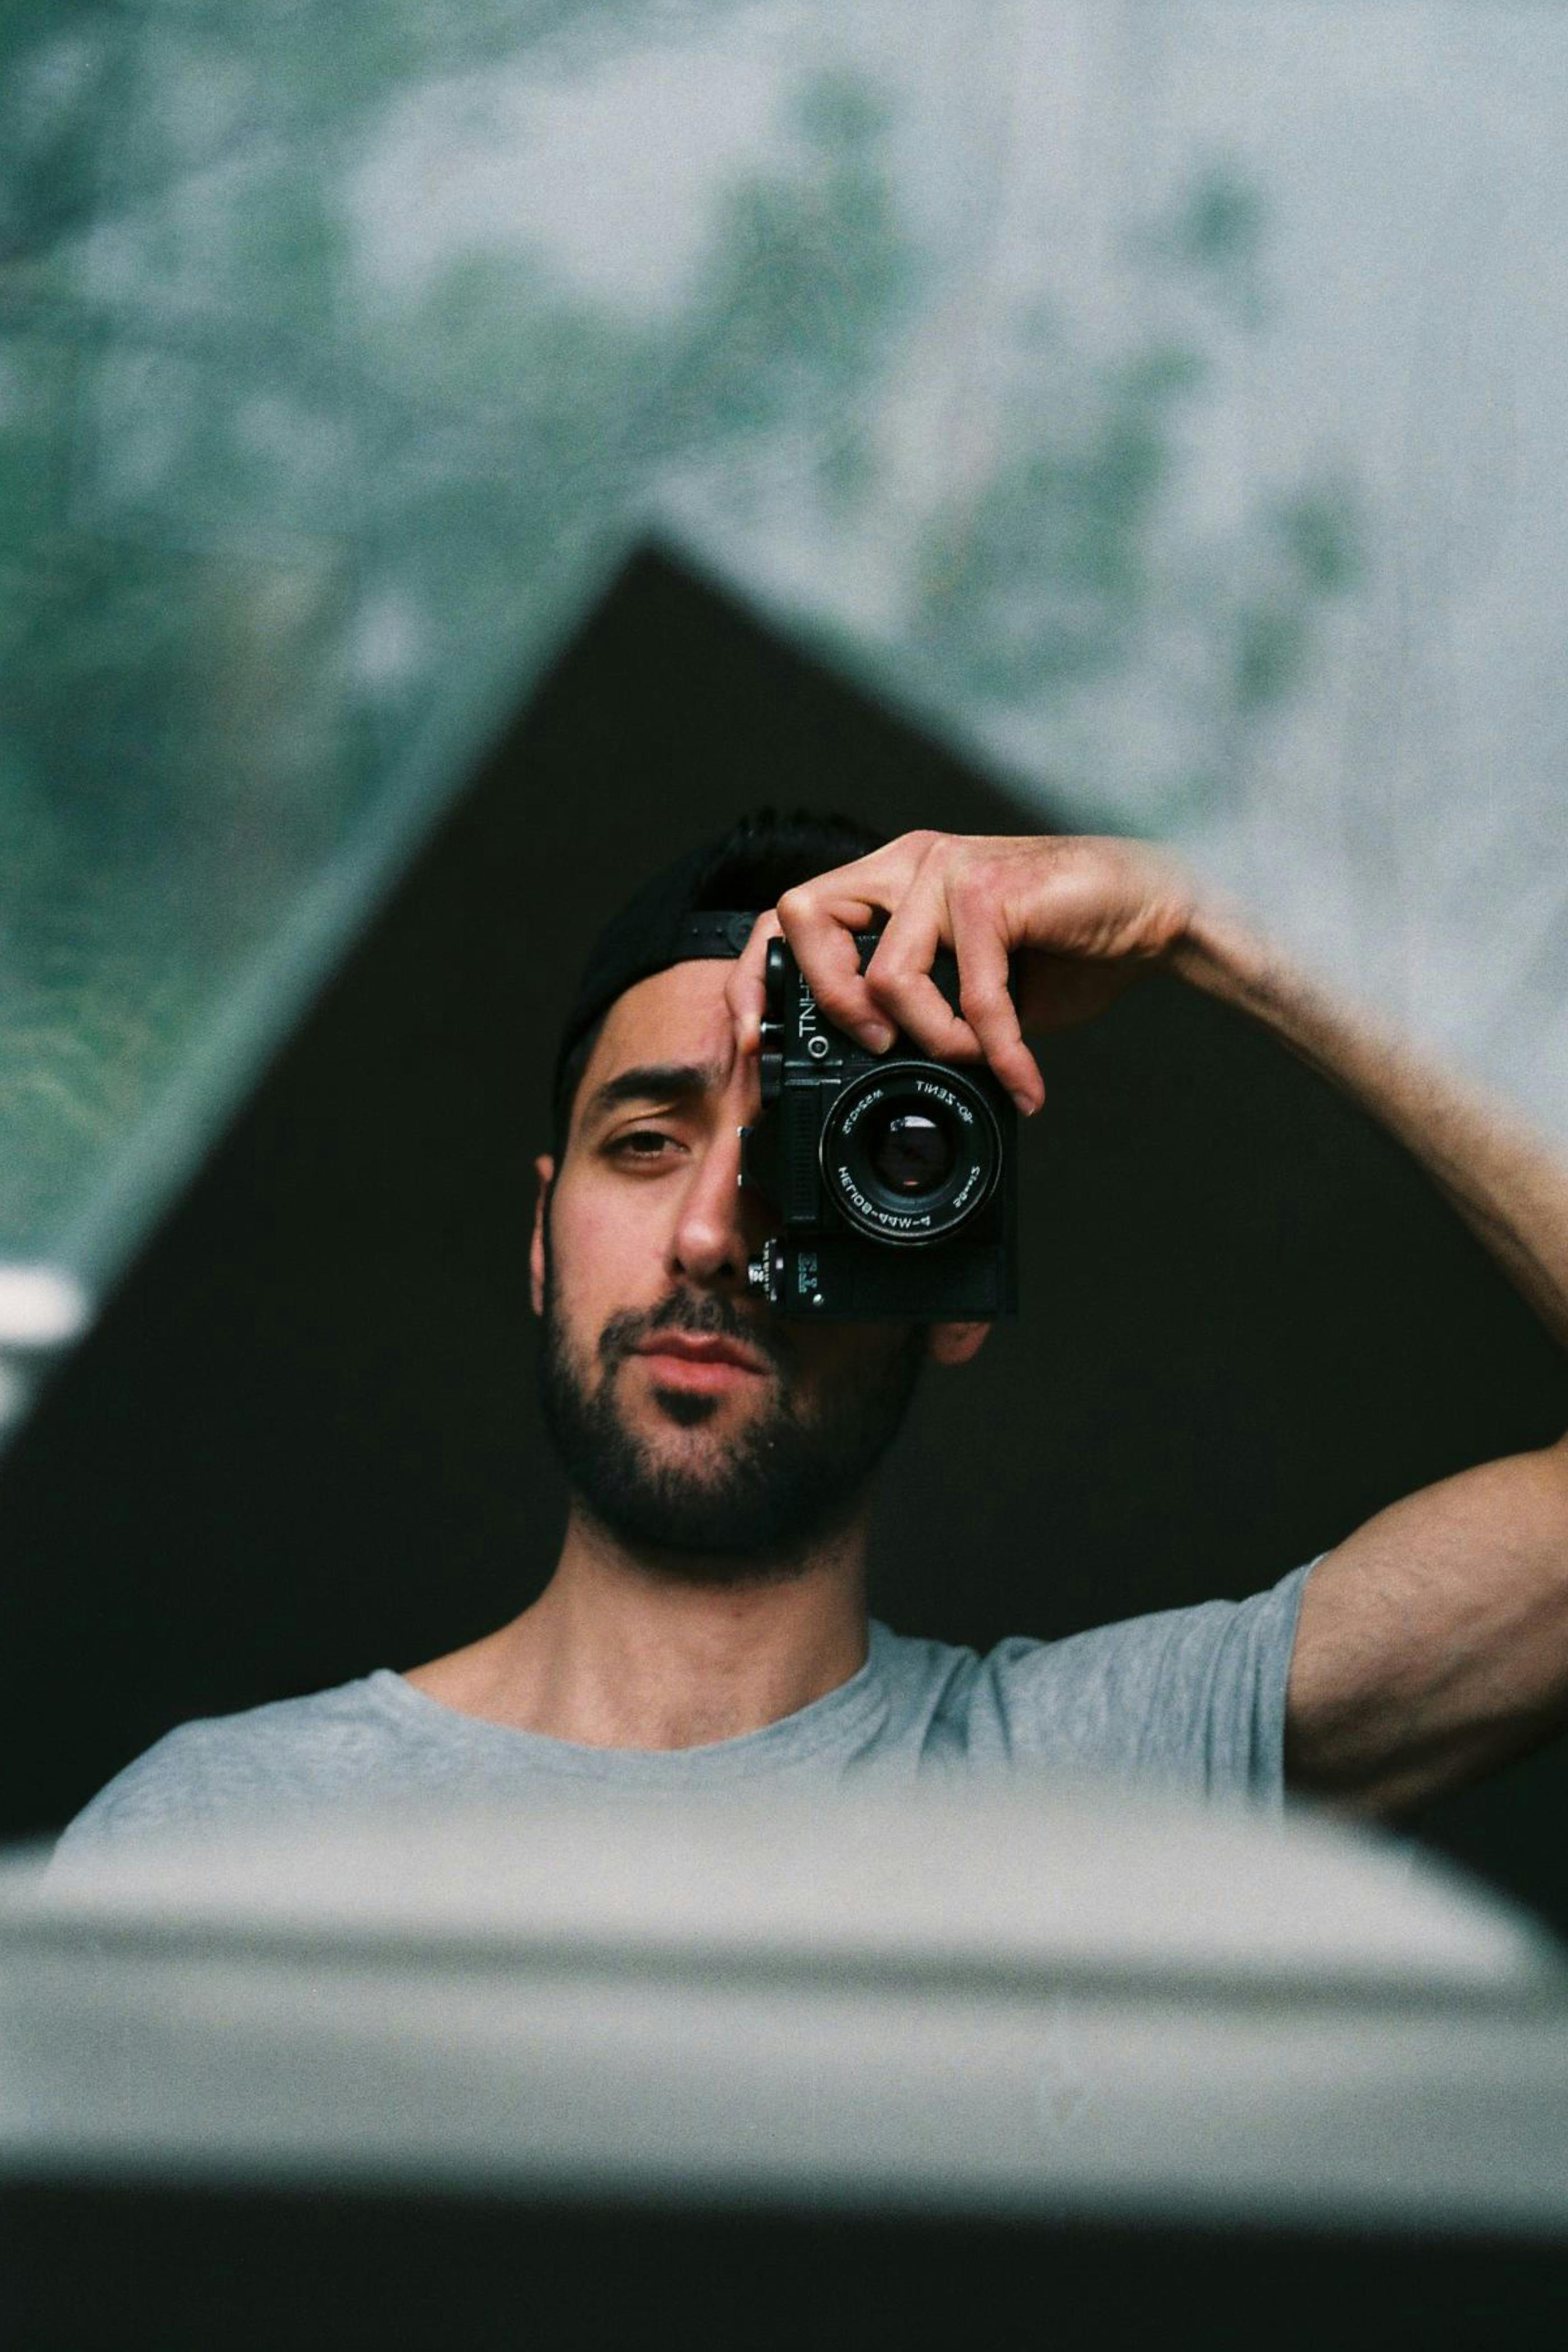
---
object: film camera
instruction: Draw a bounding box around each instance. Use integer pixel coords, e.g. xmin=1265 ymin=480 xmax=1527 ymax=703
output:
xmin=739 ymin=933 xmax=1020 ymax=1319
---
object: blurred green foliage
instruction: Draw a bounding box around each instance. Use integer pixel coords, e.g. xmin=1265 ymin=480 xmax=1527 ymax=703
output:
xmin=0 ymin=10 xmax=1359 ymax=1263
xmin=907 ymin=164 xmax=1360 ymax=818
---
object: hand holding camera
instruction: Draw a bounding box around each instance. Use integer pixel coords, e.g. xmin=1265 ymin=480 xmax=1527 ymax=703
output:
xmin=726 ymin=829 xmax=1196 ymax=1115
xmin=729 ymin=830 xmax=1198 ymax=1319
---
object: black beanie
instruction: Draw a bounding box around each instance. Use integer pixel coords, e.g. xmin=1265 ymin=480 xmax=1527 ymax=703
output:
xmin=550 ymin=809 xmax=887 ymax=1135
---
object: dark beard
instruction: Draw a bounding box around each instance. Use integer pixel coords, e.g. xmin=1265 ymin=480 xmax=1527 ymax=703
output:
xmin=534 ymin=1226 xmax=926 ymax=1584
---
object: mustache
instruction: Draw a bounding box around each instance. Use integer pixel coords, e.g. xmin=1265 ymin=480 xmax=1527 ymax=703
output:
xmin=601 ymin=1290 xmax=787 ymax=1375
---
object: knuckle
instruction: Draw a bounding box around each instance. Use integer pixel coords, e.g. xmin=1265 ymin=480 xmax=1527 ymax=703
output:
xmin=864 ymin=961 xmax=910 ymax=1009
xmin=893 ymin=827 xmax=945 ymax=869
xmin=958 ymin=979 xmax=1006 ymax=1024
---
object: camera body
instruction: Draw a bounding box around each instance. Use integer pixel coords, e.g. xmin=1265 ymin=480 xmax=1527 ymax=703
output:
xmin=739 ymin=934 xmax=1019 ymax=1320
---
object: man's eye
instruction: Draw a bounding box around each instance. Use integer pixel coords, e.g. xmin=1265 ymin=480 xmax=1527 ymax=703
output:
xmin=608 ymin=1130 xmax=679 ymax=1162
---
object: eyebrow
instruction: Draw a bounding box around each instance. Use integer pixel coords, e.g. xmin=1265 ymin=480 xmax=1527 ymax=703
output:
xmin=581 ymin=1061 xmax=728 ymax=1132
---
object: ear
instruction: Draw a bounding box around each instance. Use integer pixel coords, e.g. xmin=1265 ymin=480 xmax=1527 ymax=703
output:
xmin=529 ymin=1154 xmax=556 ymax=1318
xmin=926 ymin=1319 xmax=991 ymax=1369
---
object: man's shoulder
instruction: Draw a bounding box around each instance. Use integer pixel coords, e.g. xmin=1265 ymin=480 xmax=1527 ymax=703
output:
xmin=144 ymin=1671 xmax=402 ymax=1779
xmin=876 ymin=1557 xmax=1317 ymax=1799
xmin=49 ymin=1672 xmax=405 ymax=1869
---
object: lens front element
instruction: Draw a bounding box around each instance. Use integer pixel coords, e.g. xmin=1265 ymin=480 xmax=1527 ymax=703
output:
xmin=866 ymin=1107 xmax=955 ymax=1197
xmin=822 ymin=1062 xmax=1001 ymax=1246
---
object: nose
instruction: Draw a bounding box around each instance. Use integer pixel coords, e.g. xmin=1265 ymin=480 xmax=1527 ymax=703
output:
xmin=670 ymin=1097 xmax=768 ymax=1292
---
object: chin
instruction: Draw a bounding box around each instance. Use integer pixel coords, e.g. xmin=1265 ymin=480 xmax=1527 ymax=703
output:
xmin=642 ymin=1388 xmax=745 ymax=1434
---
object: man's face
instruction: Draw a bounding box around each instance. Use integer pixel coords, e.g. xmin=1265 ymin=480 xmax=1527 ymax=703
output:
xmin=530 ymin=960 xmax=987 ymax=1583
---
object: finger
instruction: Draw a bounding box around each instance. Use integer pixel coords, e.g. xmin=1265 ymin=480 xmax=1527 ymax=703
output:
xmin=775 ymin=835 xmax=930 ymax=1040
xmin=725 ymin=910 xmax=783 ymax=1056
xmin=776 ymin=888 xmax=886 ymax=1048
xmin=948 ymin=888 xmax=1045 ymax=1113
xmin=861 ymin=869 xmax=979 ymax=1061
xmin=772 ymin=832 xmax=941 ymax=1048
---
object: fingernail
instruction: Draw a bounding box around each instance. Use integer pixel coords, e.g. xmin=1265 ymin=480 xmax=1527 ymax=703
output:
xmin=859 ymin=1021 xmax=895 ymax=1053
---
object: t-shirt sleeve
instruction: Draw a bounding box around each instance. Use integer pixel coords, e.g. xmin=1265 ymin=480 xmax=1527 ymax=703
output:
xmin=969 ymin=1557 xmax=1319 ymax=1807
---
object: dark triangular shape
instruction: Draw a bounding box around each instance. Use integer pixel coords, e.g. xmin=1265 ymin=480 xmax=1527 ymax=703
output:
xmin=4 ymin=542 xmax=1565 ymax=1931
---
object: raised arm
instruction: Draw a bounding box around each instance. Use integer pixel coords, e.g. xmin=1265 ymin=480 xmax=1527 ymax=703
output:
xmin=727 ymin=828 xmax=1568 ymax=1818
xmin=1173 ymin=900 xmax=1568 ymax=1818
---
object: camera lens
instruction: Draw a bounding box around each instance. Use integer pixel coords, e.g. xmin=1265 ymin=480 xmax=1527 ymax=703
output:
xmin=866 ymin=1108 xmax=955 ymax=1196
xmin=819 ymin=1062 xmax=1002 ymax=1247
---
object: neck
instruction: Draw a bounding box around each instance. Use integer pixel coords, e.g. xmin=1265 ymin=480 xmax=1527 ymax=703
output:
xmin=409 ymin=1504 xmax=872 ymax=1751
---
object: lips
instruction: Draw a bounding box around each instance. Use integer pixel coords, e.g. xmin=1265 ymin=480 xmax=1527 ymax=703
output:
xmin=632 ymin=1333 xmax=769 ymax=1377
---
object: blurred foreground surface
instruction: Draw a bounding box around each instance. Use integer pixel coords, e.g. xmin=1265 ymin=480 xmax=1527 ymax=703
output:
xmin=4 ymin=1785 xmax=1568 ymax=2346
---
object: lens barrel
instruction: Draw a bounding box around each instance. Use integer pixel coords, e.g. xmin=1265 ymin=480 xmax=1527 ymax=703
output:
xmin=819 ymin=1062 xmax=1001 ymax=1247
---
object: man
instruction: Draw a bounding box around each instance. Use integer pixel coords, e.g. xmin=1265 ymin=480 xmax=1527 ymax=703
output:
xmin=52 ymin=808 xmax=1568 ymax=1859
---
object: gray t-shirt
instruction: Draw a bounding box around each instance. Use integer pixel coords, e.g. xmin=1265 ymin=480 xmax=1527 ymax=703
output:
xmin=50 ymin=1562 xmax=1316 ymax=1868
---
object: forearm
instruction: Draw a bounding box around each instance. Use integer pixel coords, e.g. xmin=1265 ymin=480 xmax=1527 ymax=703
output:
xmin=1169 ymin=903 xmax=1568 ymax=1357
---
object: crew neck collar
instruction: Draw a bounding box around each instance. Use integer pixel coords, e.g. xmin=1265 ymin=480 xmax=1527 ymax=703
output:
xmin=366 ymin=1622 xmax=895 ymax=1783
